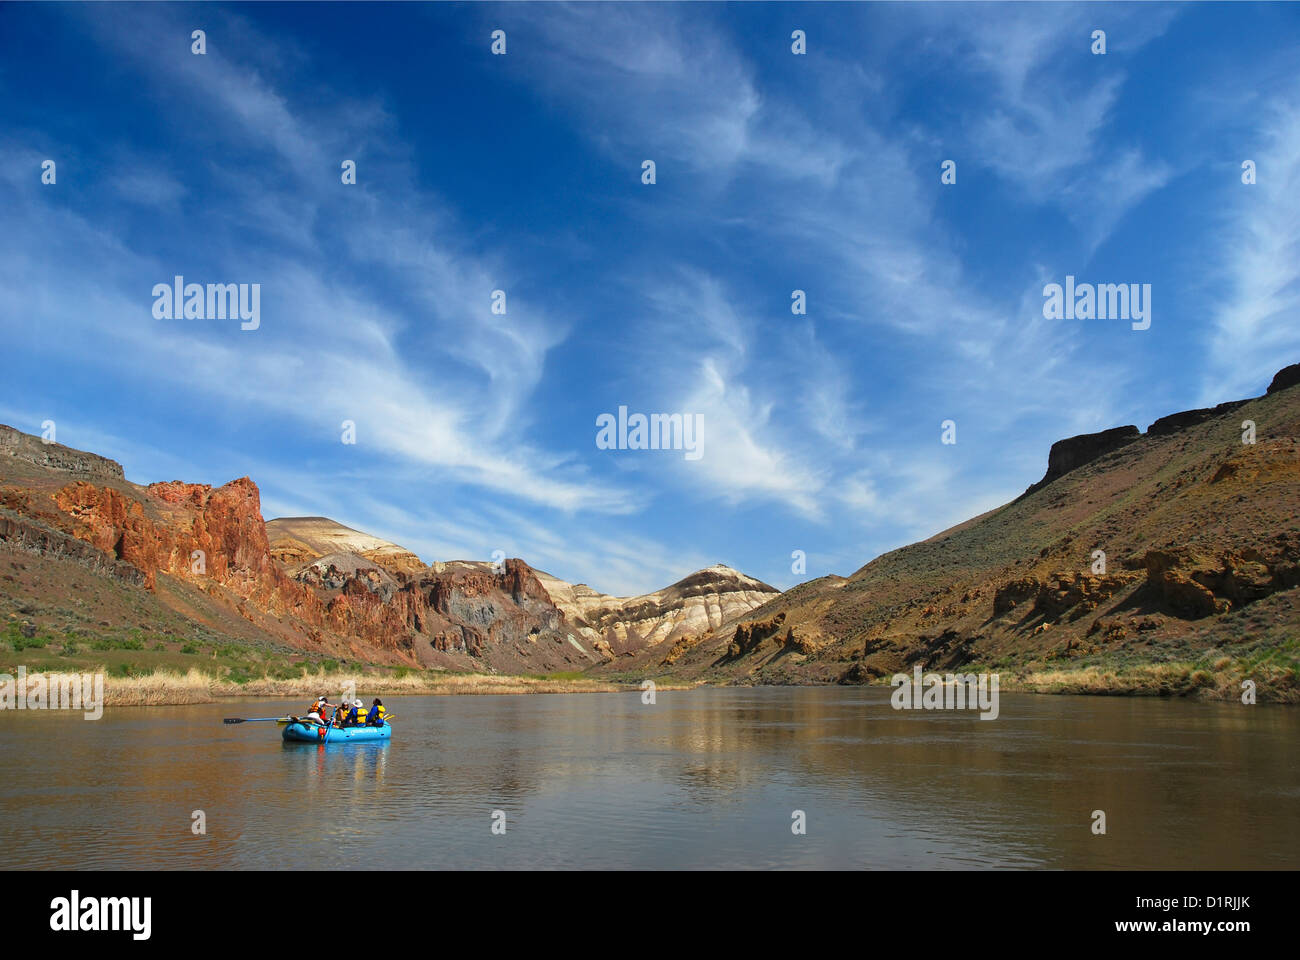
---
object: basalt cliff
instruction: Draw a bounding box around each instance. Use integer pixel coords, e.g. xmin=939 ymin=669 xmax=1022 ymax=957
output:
xmin=643 ymin=364 xmax=1300 ymax=700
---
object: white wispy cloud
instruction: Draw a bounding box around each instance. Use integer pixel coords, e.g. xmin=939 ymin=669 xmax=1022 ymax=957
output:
xmin=502 ymin=3 xmax=1139 ymax=527
xmin=4 ymin=6 xmax=631 ymax=517
xmin=640 ymin=271 xmax=833 ymax=517
xmin=521 ymin=3 xmax=762 ymax=176
xmin=1202 ymin=85 xmax=1300 ymax=403
xmin=939 ymin=4 xmax=1178 ymax=254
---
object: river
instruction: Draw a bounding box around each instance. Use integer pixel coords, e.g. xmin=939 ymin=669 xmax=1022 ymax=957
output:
xmin=1 ymin=687 xmax=1295 ymax=869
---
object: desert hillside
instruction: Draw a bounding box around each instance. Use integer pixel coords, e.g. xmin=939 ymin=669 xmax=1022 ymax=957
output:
xmin=266 ymin=516 xmax=428 ymax=578
xmin=639 ymin=364 xmax=1300 ymax=700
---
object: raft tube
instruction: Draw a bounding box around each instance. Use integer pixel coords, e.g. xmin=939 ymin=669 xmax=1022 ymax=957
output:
xmin=281 ymin=721 xmax=392 ymax=743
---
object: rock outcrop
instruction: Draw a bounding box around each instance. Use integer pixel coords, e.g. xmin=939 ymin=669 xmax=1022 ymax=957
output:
xmin=1020 ymin=360 xmax=1300 ymax=494
xmin=420 ymin=559 xmax=568 ymax=661
xmin=993 ymin=573 xmax=1135 ymax=621
xmin=535 ymin=563 xmax=780 ymax=657
xmin=723 ymin=613 xmax=790 ymax=660
xmin=1142 ymin=547 xmax=1299 ymax=618
xmin=296 ymin=552 xmax=399 ymax=600
xmin=1267 ymin=363 xmax=1300 ymax=395
xmin=0 ymin=510 xmax=147 ymax=586
xmin=1147 ymin=400 xmax=1249 ymax=437
xmin=1026 ymin=425 xmax=1140 ymax=494
xmin=0 ymin=425 xmax=125 ymax=482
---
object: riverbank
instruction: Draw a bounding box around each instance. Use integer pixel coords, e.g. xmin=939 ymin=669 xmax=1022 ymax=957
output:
xmin=0 ymin=627 xmax=695 ymax=705
xmin=4 ymin=626 xmax=1296 ymax=705
xmin=838 ymin=654 xmax=1298 ymax=702
xmin=4 ymin=662 xmax=1295 ymax=707
xmin=89 ymin=668 xmax=692 ymax=706
xmin=995 ymin=663 xmax=1294 ymax=702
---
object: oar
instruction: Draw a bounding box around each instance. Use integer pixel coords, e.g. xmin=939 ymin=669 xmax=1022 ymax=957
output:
xmin=223 ymin=716 xmax=292 ymax=725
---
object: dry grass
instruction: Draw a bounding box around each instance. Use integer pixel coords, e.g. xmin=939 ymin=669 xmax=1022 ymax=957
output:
xmin=103 ymin=667 xmax=217 ymax=706
xmin=11 ymin=667 xmax=219 ymax=707
xmin=92 ymin=666 xmax=693 ymax=706
xmin=1003 ymin=661 xmax=1299 ymax=702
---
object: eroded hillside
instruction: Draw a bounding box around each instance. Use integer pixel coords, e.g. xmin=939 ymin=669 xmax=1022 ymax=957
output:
xmin=645 ymin=365 xmax=1300 ymax=700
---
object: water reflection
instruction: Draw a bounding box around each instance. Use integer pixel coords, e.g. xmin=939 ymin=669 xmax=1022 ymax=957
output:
xmin=0 ymin=688 xmax=1295 ymax=869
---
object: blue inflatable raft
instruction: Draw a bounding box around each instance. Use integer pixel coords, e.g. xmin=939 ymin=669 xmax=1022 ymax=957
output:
xmin=281 ymin=721 xmax=392 ymax=743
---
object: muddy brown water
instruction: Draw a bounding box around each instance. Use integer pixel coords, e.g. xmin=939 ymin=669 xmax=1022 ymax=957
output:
xmin=0 ymin=687 xmax=1295 ymax=869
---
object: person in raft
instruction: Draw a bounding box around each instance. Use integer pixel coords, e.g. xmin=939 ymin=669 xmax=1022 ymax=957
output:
xmin=366 ymin=698 xmax=387 ymax=726
xmin=333 ymin=699 xmax=353 ymax=727
xmin=306 ymin=694 xmax=332 ymax=726
xmin=352 ymin=698 xmax=364 ymax=723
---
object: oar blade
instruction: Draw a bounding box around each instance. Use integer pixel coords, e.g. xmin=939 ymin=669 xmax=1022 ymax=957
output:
xmin=223 ymin=716 xmax=291 ymax=724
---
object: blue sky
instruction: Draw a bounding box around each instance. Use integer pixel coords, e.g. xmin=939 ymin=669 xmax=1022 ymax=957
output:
xmin=1 ymin=2 xmax=1298 ymax=596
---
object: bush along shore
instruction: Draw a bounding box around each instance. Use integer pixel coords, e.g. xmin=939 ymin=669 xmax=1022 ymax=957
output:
xmin=838 ymin=639 xmax=1299 ymax=703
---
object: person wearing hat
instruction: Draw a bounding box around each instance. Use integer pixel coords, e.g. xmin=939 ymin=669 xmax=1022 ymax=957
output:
xmin=365 ymin=698 xmax=386 ymax=726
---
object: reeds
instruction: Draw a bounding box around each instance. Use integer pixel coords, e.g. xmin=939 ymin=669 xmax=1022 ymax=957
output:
xmin=94 ymin=665 xmax=660 ymax=705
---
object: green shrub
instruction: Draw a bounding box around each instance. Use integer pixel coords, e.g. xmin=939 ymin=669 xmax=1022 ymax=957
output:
xmin=180 ymin=642 xmax=200 ymax=655
xmin=227 ymin=665 xmax=253 ymax=685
